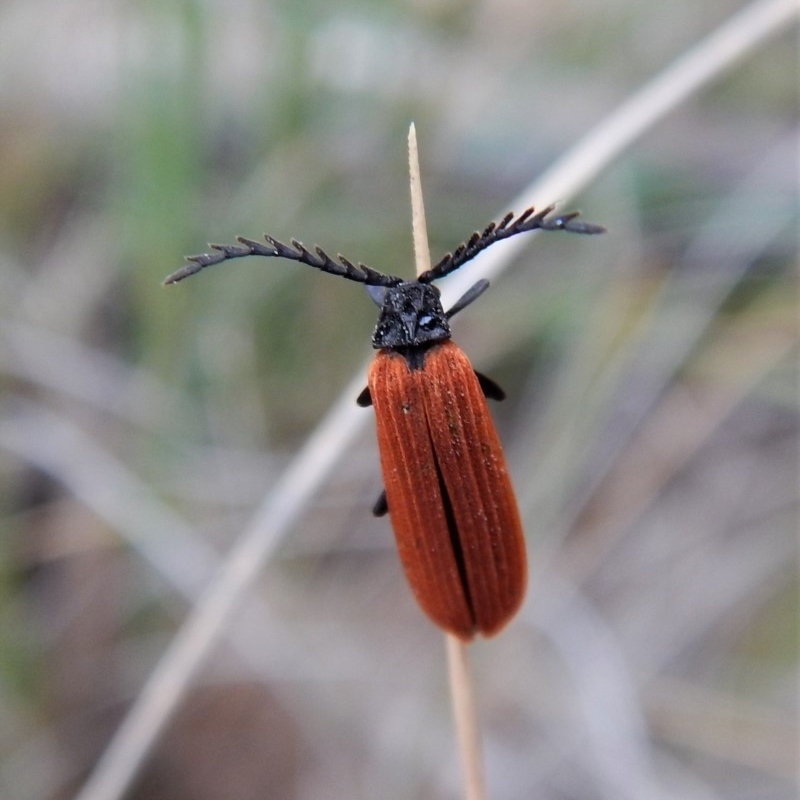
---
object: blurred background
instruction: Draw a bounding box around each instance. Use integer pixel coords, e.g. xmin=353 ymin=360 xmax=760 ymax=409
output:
xmin=0 ymin=1 xmax=797 ymax=799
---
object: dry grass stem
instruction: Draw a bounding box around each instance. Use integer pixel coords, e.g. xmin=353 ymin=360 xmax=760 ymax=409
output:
xmin=408 ymin=121 xmax=488 ymax=800
xmin=408 ymin=123 xmax=432 ymax=279
xmin=446 ymin=634 xmax=487 ymax=800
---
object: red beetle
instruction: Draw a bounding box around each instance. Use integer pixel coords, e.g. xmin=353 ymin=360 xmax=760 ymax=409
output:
xmin=165 ymin=206 xmax=604 ymax=639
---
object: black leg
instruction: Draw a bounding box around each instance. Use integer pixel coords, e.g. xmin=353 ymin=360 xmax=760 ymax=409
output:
xmin=475 ymin=372 xmax=505 ymax=401
xmin=373 ymin=490 xmax=388 ymax=516
xmin=356 ymin=386 xmax=372 ymax=407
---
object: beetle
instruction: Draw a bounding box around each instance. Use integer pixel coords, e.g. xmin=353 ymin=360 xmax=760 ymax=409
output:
xmin=164 ymin=205 xmax=604 ymax=639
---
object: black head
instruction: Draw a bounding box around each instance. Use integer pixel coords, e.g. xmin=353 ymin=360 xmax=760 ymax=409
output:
xmin=366 ymin=282 xmax=450 ymax=349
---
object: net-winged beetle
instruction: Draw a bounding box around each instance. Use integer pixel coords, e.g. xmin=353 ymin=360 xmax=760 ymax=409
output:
xmin=165 ymin=205 xmax=604 ymax=639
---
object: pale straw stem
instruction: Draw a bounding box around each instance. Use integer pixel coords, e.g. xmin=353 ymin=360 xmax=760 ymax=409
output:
xmin=409 ymin=121 xmax=488 ymax=800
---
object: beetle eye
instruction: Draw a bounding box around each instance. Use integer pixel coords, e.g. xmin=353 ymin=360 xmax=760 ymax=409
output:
xmin=419 ymin=313 xmax=435 ymax=329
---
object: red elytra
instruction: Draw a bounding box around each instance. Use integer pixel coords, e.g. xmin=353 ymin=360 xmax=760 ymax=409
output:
xmin=368 ymin=340 xmax=526 ymax=640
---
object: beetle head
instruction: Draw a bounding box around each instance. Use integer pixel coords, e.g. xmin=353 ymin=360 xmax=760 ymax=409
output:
xmin=368 ymin=282 xmax=451 ymax=349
